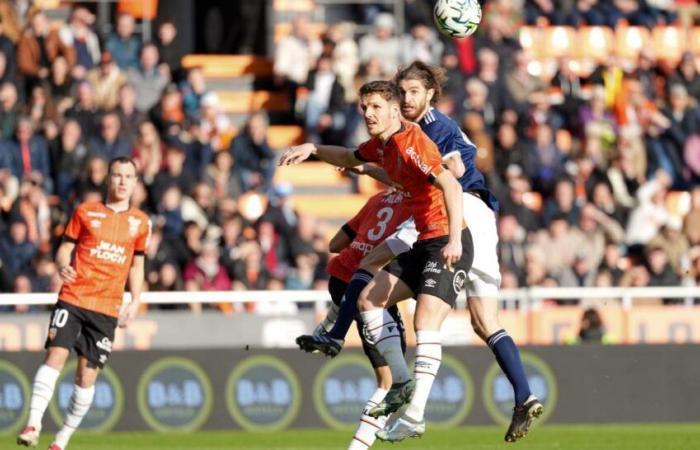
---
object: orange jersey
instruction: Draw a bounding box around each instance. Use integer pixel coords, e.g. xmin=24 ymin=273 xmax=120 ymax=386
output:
xmin=327 ymin=190 xmax=412 ymax=282
xmin=59 ymin=202 xmax=151 ymax=317
xmin=355 ymin=121 xmax=448 ymax=240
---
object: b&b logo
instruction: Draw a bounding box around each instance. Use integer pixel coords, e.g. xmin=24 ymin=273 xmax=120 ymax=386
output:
xmin=226 ymin=356 xmax=301 ymax=431
xmin=452 ymin=270 xmax=467 ymax=294
xmin=49 ymin=360 xmax=123 ymax=432
xmin=137 ymin=357 xmax=213 ymax=432
xmin=313 ymin=354 xmax=377 ymax=429
xmin=0 ymin=361 xmax=30 ymax=434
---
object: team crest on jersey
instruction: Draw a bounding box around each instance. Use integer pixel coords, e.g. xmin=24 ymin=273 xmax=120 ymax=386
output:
xmin=453 ymin=270 xmax=467 ymax=294
xmin=48 ymin=327 xmax=57 ymax=340
xmin=127 ymin=216 xmax=141 ymax=237
xmin=90 ymin=219 xmax=102 ymax=229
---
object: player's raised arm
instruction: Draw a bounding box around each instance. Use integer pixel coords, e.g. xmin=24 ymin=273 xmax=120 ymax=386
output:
xmin=120 ymin=253 xmax=145 ymax=328
xmin=279 ymin=142 xmax=363 ymax=168
xmin=432 ymin=169 xmax=464 ymax=267
xmin=329 ymin=227 xmax=353 ymax=253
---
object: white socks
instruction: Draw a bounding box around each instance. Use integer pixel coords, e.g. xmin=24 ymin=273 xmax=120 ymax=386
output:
xmin=28 ymin=365 xmax=60 ymax=429
xmin=406 ymin=330 xmax=442 ymax=422
xmin=347 ymin=388 xmax=388 ymax=450
xmin=359 ymin=309 xmax=410 ymax=383
xmin=54 ymin=384 xmax=95 ymax=448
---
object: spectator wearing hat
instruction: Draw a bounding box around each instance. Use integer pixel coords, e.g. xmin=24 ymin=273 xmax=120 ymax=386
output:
xmin=0 ymin=218 xmax=38 ymax=278
xmin=230 ymin=111 xmax=276 ymax=193
xmin=87 ymin=51 xmax=126 ymax=111
xmin=358 ymin=12 xmax=401 ymax=76
xmin=127 ymin=43 xmax=170 ymax=112
xmin=88 ymin=111 xmax=131 ymax=160
xmin=105 ymin=13 xmax=141 ymax=70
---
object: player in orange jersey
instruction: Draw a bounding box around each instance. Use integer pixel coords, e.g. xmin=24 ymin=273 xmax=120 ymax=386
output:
xmin=280 ymin=80 xmax=472 ymax=442
xmin=17 ymin=157 xmax=150 ymax=450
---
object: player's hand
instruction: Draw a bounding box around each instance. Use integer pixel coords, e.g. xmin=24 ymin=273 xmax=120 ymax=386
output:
xmin=58 ymin=265 xmax=77 ymax=284
xmin=279 ymin=143 xmax=315 ymax=166
xmin=441 ymin=240 xmax=462 ymax=271
xmin=118 ymin=301 xmax=139 ymax=329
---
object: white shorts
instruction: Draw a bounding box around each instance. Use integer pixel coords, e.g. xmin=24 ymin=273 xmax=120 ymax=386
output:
xmin=384 ymin=192 xmax=501 ymax=297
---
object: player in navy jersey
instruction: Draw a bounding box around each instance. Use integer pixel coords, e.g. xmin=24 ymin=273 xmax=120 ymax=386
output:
xmin=299 ymin=62 xmax=543 ymax=443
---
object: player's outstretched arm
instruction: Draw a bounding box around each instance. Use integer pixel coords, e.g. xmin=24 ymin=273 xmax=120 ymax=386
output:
xmin=433 ymin=170 xmax=464 ymax=268
xmin=55 ymin=241 xmax=77 ymax=284
xmin=279 ymin=143 xmax=362 ymax=168
xmin=120 ymin=254 xmax=145 ymax=328
xmin=329 ymin=228 xmax=352 ymax=253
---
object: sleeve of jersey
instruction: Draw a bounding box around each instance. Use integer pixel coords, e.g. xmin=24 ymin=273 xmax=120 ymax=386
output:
xmin=63 ymin=206 xmax=83 ymax=242
xmin=410 ymin=137 xmax=445 ymax=184
xmin=343 ymin=205 xmax=367 ymax=239
xmin=353 ymin=140 xmax=379 ymax=162
xmin=134 ymin=218 xmax=152 ymax=255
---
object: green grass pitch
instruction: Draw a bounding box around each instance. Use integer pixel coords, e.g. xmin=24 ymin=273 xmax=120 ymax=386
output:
xmin=18 ymin=424 xmax=700 ymax=450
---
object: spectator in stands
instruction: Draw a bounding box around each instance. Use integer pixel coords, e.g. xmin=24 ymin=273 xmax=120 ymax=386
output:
xmin=88 ymin=111 xmax=131 ymax=160
xmin=231 ymin=241 xmax=270 ymax=291
xmin=532 ymin=213 xmax=579 ymax=277
xmin=149 ymin=83 xmax=184 ymax=136
xmin=181 ymin=181 xmax=214 ymax=230
xmin=542 ymin=177 xmax=580 ymax=227
xmin=647 ymin=217 xmax=690 ymax=274
xmin=572 ymin=202 xmax=625 ymax=269
xmin=105 ymin=13 xmax=140 ymax=70
xmin=157 ymin=21 xmax=184 ymax=80
xmin=181 ymin=67 xmax=208 ymax=122
xmin=663 ymin=84 xmax=697 ymax=179
xmin=0 ymin=117 xmax=51 ymax=192
xmin=132 ymin=120 xmax=163 ymax=184
xmin=230 ymin=111 xmax=276 ymax=193
xmin=58 ymin=6 xmax=100 ymax=78
xmin=26 ymin=85 xmax=57 ymax=130
xmin=205 ymin=150 xmax=241 ymax=200
xmin=625 ymin=170 xmax=672 ymax=247
xmin=0 ymin=14 xmax=16 ymax=79
xmin=127 ymin=43 xmax=170 ymax=112
xmin=327 ymin=22 xmax=359 ymax=105
xmin=646 ymin=244 xmax=682 ymax=301
xmin=87 ymin=51 xmax=126 ymax=111
xmin=198 ymin=92 xmax=233 ymax=151
xmin=151 ymin=141 xmax=195 ymax=201
xmin=0 ymin=52 xmax=14 ymax=89
xmin=149 ymin=262 xmax=186 ymax=310
xmin=157 ymin=184 xmax=184 ymax=241
xmin=64 ymin=81 xmax=100 ymax=138
xmin=685 ymin=186 xmax=700 ymax=247
xmin=176 ymin=121 xmax=213 ymax=179
xmin=303 ymin=55 xmax=346 ymax=145
xmin=493 ymin=122 xmax=526 ymax=178
xmin=503 ymin=49 xmax=547 ymax=117
xmin=524 ymin=0 xmax=570 ymax=25
xmin=183 ymin=239 xmax=232 ymax=313
xmin=460 ymin=77 xmax=497 ymax=136
xmin=48 ymin=56 xmax=73 ymax=108
xmin=523 ymin=123 xmax=567 ymax=195
xmin=48 ymin=119 xmax=87 ymax=199
xmin=17 ymin=10 xmax=75 ymax=91
xmin=500 ymin=173 xmax=540 ymax=232
xmin=74 ymin=155 xmax=107 ymax=200
xmin=591 ymin=180 xmax=627 ymax=226
xmin=115 ymin=83 xmax=144 ymax=144
xmin=0 ymin=81 xmax=19 ymax=138
xmin=401 ymin=22 xmax=443 ymax=66
xmin=273 ymin=15 xmax=322 ymax=89
xmin=580 ymin=86 xmax=617 ymax=168
xmin=598 ymin=241 xmax=626 ymax=285
xmin=286 ymin=252 xmax=320 ymax=290
xmin=0 ymin=218 xmax=37 ymax=278
xmin=670 ymin=52 xmax=700 ymax=103
xmin=358 ymin=13 xmax=401 ymax=76
xmin=497 ymin=213 xmax=528 ymax=284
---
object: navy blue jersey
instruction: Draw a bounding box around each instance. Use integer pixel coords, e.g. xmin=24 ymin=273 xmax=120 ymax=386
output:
xmin=419 ymin=108 xmax=499 ymax=211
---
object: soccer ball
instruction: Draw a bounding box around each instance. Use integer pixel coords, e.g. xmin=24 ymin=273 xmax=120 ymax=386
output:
xmin=433 ymin=0 xmax=482 ymax=38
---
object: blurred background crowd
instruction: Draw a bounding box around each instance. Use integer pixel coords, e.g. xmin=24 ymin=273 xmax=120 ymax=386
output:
xmin=0 ymin=0 xmax=699 ymax=313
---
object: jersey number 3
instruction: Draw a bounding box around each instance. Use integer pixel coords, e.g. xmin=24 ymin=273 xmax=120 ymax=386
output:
xmin=367 ymin=207 xmax=394 ymax=241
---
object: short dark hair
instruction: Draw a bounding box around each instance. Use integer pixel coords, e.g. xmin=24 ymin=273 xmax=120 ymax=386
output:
xmin=108 ymin=156 xmax=137 ymax=174
xmin=359 ymin=80 xmax=401 ymax=104
xmin=395 ymin=61 xmax=447 ymax=105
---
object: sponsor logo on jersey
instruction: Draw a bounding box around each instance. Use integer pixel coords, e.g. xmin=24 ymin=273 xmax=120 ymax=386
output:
xmin=453 ymin=270 xmax=467 ymax=294
xmin=96 ymin=337 xmax=113 ymax=353
xmin=381 ymin=190 xmax=407 ymax=204
xmin=423 ymin=261 xmax=442 ymax=274
xmin=350 ymin=240 xmax=374 ymax=256
xmin=90 ymin=240 xmax=127 ymax=264
xmin=405 ymin=146 xmax=431 ymax=175
xmin=87 ymin=212 xmax=107 ymax=218
xmin=424 ymin=278 xmax=437 ymax=288
xmin=90 ymin=219 xmax=102 ymax=229
xmin=127 ymin=216 xmax=142 ymax=237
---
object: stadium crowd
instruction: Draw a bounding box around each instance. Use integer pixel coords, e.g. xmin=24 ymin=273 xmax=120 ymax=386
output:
xmin=0 ymin=0 xmax=699 ymax=312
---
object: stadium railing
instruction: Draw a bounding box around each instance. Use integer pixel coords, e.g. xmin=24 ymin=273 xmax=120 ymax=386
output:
xmin=1 ymin=286 xmax=698 ymax=311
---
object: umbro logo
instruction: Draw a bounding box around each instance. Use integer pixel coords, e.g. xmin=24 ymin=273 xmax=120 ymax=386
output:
xmin=387 ymin=326 xmax=395 ymax=333
xmin=424 ymin=278 xmax=437 ymax=288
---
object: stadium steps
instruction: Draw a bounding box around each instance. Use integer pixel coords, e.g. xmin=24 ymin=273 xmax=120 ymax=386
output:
xmin=181 ymin=54 xmax=273 ymax=78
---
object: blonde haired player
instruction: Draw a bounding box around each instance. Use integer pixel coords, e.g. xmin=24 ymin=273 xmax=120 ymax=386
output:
xmin=17 ymin=157 xmax=150 ymax=450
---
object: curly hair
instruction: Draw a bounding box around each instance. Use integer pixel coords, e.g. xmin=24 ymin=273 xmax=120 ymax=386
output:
xmin=394 ymin=61 xmax=447 ymax=105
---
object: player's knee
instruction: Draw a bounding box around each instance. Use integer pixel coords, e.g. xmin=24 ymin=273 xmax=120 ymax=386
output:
xmin=74 ymin=370 xmax=98 ymax=388
xmin=44 ymin=347 xmax=69 ymax=371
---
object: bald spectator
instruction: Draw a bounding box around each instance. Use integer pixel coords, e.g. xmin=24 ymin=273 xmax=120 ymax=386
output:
xmin=127 ymin=43 xmax=170 ymax=112
xmin=105 ymin=13 xmax=140 ymax=69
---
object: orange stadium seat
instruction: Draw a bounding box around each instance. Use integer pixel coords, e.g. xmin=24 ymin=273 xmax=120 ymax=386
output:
xmin=273 ymin=0 xmax=314 ymax=12
xmin=541 ymin=26 xmax=576 ymax=59
xmin=577 ymin=26 xmax=615 ymax=62
xmin=181 ymin=55 xmax=273 ymax=78
xmin=216 ymin=91 xmax=290 ymax=114
xmin=688 ymin=27 xmax=700 ymax=55
xmin=518 ymin=26 xmax=540 ymax=56
xmin=291 ymin=194 xmax=372 ymax=220
xmin=274 ymin=22 xmax=327 ymax=42
xmin=274 ymin=161 xmax=344 ymax=187
xmin=666 ymin=190 xmax=692 ymax=217
xmin=615 ymin=25 xmax=651 ymax=62
xmin=652 ymin=26 xmax=687 ymax=63
xmin=266 ymin=125 xmax=305 ymax=148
